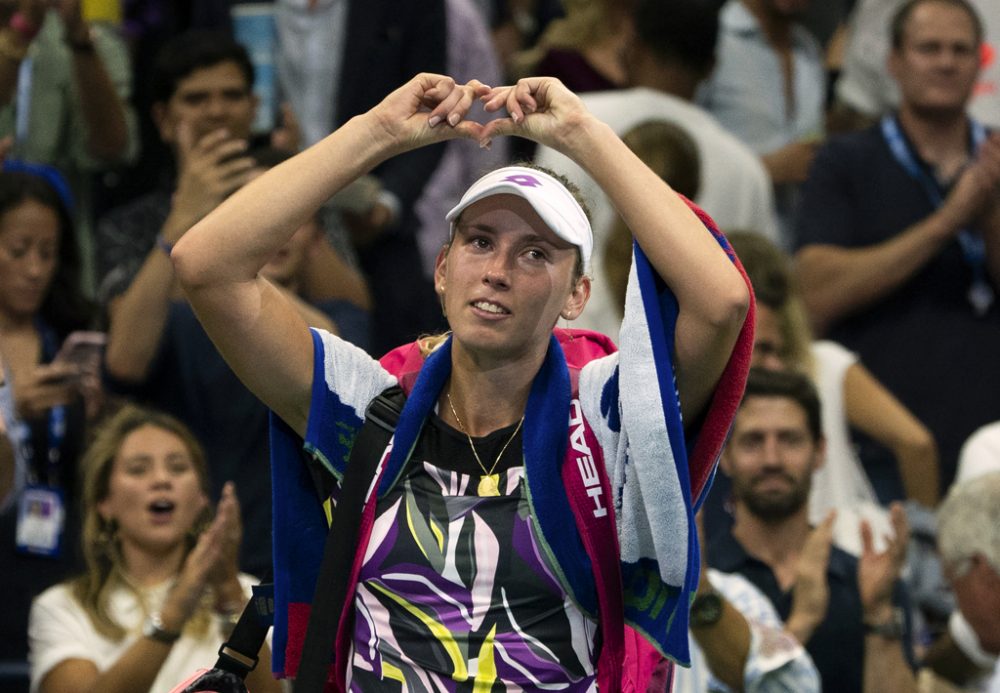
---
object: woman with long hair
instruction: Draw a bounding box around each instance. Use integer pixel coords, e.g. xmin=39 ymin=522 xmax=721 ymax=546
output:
xmin=28 ymin=405 xmax=280 ymax=693
xmin=169 ymin=73 xmax=752 ymax=689
xmin=0 ymin=169 xmax=95 ymax=489
xmin=0 ymin=168 xmax=98 ymax=684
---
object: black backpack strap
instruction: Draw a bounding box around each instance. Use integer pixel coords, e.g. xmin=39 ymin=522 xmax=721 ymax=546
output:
xmin=212 ymin=582 xmax=274 ymax=679
xmin=293 ymin=386 xmax=406 ymax=693
xmin=181 ymin=579 xmax=273 ymax=691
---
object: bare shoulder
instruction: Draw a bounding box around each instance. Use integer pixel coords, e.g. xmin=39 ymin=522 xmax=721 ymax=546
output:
xmin=39 ymin=658 xmax=100 ymax=693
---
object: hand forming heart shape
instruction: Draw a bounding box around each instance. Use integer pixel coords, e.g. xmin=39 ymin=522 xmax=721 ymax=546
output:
xmin=368 ymin=73 xmax=591 ymax=157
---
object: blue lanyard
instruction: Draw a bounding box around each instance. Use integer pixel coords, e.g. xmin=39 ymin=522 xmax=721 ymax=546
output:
xmin=881 ymin=115 xmax=994 ymax=315
xmin=20 ymin=322 xmax=67 ymax=487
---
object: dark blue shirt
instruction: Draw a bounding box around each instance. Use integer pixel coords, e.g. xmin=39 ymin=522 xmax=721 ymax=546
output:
xmin=793 ymin=121 xmax=1000 ymax=483
xmin=709 ymin=528 xmax=914 ymax=693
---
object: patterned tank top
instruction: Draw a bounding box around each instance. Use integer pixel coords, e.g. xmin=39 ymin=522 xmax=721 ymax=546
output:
xmin=349 ymin=413 xmax=598 ymax=691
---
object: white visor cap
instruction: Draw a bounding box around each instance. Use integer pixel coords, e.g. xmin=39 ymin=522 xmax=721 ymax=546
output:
xmin=445 ymin=166 xmax=592 ymax=275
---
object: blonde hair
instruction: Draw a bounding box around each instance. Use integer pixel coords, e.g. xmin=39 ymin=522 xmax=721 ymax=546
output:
xmin=417 ymin=332 xmax=451 ymax=358
xmin=726 ymin=232 xmax=816 ymax=375
xmin=70 ymin=405 xmax=214 ymax=640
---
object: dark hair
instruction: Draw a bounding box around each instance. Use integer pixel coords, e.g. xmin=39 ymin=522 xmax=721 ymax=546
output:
xmin=890 ymin=0 xmax=983 ymax=49
xmin=0 ymin=171 xmax=92 ymax=335
xmin=742 ymin=367 xmax=822 ymax=441
xmin=633 ymin=0 xmax=719 ymax=75
xmin=150 ymin=30 xmax=254 ymax=105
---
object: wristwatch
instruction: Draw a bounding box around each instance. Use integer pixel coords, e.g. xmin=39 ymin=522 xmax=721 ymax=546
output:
xmin=689 ymin=589 xmax=724 ymax=628
xmin=142 ymin=612 xmax=181 ymax=644
xmin=864 ymin=609 xmax=905 ymax=640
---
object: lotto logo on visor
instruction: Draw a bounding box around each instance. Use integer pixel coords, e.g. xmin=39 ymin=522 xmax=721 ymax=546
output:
xmin=446 ymin=165 xmax=593 ymax=274
xmin=503 ymin=174 xmax=543 ymax=188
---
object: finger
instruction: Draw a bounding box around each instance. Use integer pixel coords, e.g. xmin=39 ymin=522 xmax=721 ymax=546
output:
xmin=448 ymin=81 xmax=492 ymax=124
xmin=478 ymin=116 xmax=517 ymax=145
xmin=513 ymin=79 xmax=540 ymax=114
xmin=199 ymin=507 xmax=228 ymax=550
xmin=443 ymin=85 xmax=486 ymax=128
xmin=803 ymin=511 xmax=835 ymax=561
xmin=185 ymin=517 xmax=225 ymax=574
xmin=205 ymin=137 xmax=250 ymax=165
xmin=859 ymin=518 xmax=874 ymax=557
xmin=33 ymin=379 xmax=77 ymax=399
xmin=888 ymin=502 xmax=910 ymax=557
xmin=191 ymin=129 xmax=238 ymax=160
xmin=465 ymin=79 xmax=493 ymax=98
xmin=427 ymin=85 xmax=469 ymax=128
xmin=481 ymin=86 xmax=513 ymax=112
xmin=23 ymin=389 xmax=75 ymax=412
xmin=274 ymin=102 xmax=301 ymax=151
xmin=505 ymin=87 xmax=526 ymax=124
xmin=423 ymin=76 xmax=459 ymax=126
xmin=219 ymin=481 xmax=235 ymax=507
xmin=815 ymin=511 xmax=836 ymax=556
xmin=215 ymin=155 xmax=258 ymax=181
xmin=279 ymin=101 xmax=297 ymax=128
xmin=176 ymin=120 xmax=197 ymax=162
xmin=35 ymin=362 xmax=80 ymax=382
xmin=220 ymin=484 xmax=241 ymax=523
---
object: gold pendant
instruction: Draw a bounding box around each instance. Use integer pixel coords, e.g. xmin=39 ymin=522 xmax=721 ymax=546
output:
xmin=477 ymin=474 xmax=501 ymax=497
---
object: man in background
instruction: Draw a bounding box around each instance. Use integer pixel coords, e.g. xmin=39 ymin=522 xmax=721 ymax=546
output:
xmin=711 ymin=368 xmax=916 ymax=693
xmin=794 ymin=0 xmax=1000 ymax=489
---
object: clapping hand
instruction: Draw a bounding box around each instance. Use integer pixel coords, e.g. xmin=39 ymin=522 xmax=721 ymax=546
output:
xmin=787 ymin=510 xmax=836 ymax=644
xmin=206 ymin=482 xmax=244 ymax=606
xmin=858 ymin=502 xmax=909 ymax=623
xmin=945 ymin=133 xmax=1000 ymax=229
xmin=163 ymin=482 xmax=245 ymax=630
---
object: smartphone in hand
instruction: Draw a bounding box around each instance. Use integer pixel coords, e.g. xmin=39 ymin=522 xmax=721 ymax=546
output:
xmin=51 ymin=331 xmax=106 ymax=380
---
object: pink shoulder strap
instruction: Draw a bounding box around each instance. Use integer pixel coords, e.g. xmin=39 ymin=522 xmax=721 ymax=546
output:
xmin=562 ymin=386 xmax=624 ymax=691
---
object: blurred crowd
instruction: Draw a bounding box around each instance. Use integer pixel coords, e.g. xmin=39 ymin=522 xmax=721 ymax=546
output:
xmin=0 ymin=0 xmax=998 ymax=691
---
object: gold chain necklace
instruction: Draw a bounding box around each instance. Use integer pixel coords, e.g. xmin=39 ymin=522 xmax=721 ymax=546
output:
xmin=446 ymin=393 xmax=524 ymax=497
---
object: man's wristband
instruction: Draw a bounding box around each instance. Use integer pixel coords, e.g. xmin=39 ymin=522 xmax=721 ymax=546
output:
xmin=863 ymin=608 xmax=905 ymax=640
